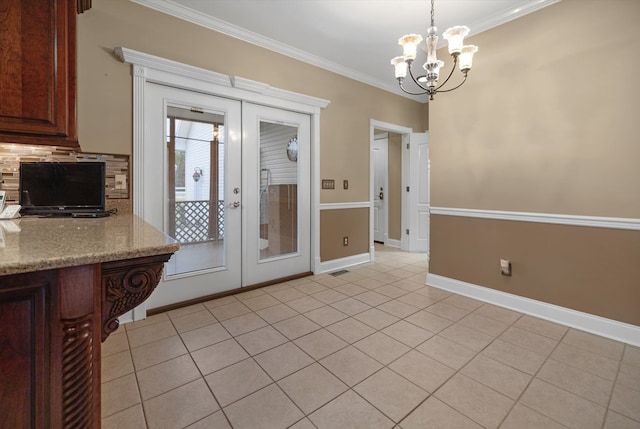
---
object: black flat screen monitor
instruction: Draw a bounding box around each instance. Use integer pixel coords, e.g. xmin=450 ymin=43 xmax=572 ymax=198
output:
xmin=19 ymin=162 xmax=106 ymax=216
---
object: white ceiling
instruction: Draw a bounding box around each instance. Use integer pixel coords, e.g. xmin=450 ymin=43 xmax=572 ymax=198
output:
xmin=131 ymin=0 xmax=560 ymax=102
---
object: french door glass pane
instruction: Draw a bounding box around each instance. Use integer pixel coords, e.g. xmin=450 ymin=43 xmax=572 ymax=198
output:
xmin=165 ymin=107 xmax=226 ymax=276
xmin=259 ymin=121 xmax=299 ymax=261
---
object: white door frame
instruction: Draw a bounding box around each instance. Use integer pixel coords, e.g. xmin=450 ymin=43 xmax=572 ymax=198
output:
xmin=369 ymin=119 xmax=417 ymax=260
xmin=116 ymin=47 xmax=329 ymax=320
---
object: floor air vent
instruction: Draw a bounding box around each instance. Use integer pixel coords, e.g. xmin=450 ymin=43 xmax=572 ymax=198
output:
xmin=330 ymin=270 xmax=349 ymax=277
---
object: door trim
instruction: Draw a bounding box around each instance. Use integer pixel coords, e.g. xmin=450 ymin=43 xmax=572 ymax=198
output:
xmin=118 ymin=47 xmax=329 ymax=320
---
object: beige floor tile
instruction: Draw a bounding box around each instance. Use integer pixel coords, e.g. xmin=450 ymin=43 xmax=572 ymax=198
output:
xmin=413 ymin=285 xmax=451 ymax=301
xmin=136 ymin=354 xmax=200 ymax=400
xmin=284 ymin=295 xmax=325 ymax=313
xmin=208 ymin=301 xmax=252 ymax=321
xmin=101 ymin=404 xmax=146 ymax=429
xmin=562 ymin=329 xmax=625 ymax=361
xmin=435 ymin=373 xmax=514 ymax=429
xmin=439 ymin=323 xmax=494 ymax=351
xmin=326 ymin=317 xmax=376 ymax=343
xmin=388 ymin=268 xmax=415 ymax=279
xmin=353 ymin=277 xmax=388 ymax=290
xmin=393 ymin=278 xmax=426 ymax=292
xmin=235 ymin=288 xmax=267 ymax=302
xmin=314 ymin=276 xmax=349 ymax=288
xmin=415 ymin=335 xmax=476 ymax=370
xmin=102 ymin=349 xmax=134 ymax=383
xmin=458 ymin=313 xmax=508 ymax=337
xmin=191 ymin=338 xmax=249 ymax=375
xmin=131 ymin=336 xmax=187 ymax=372
xmin=102 ymin=331 xmax=129 ymax=357
xmin=396 ymin=292 xmax=439 ymax=309
xmin=224 ymin=384 xmax=304 ymax=429
xmin=288 ymin=417 xmax=317 ymax=429
xmin=332 ymin=283 xmax=368 ymax=296
xmin=303 ymin=305 xmax=348 ymax=326
xmin=254 ymin=341 xmax=314 ymax=380
xmin=309 ymin=390 xmax=394 ymax=429
xmin=623 ymin=345 xmax=640 ymax=367
xmin=405 ymin=310 xmax=452 ymax=333
xmin=278 ymin=363 xmax=348 ymax=414
xmin=610 ymin=383 xmax=640 ymax=422
xmin=382 ymin=320 xmax=434 ymax=347
xmin=203 ymin=295 xmax=238 ymax=309
xmin=127 ymin=320 xmax=177 ymax=349
xmin=170 ymin=309 xmax=217 ymax=333
xmin=240 ymin=293 xmax=281 ymax=311
xmin=143 ymin=379 xmax=219 ymax=429
xmin=221 ymin=312 xmax=268 ymax=336
xmin=235 ymin=325 xmax=288 ymax=355
xmin=399 ymin=397 xmax=483 ymax=429
xmin=389 ymin=350 xmax=454 ymax=393
xmin=185 ymin=411 xmax=231 ymax=429
xmin=270 ymin=287 xmax=308 ymax=302
xmin=354 ymin=290 xmax=393 ymax=306
xmin=205 ymin=358 xmax=272 ymax=407
xmin=330 ymin=297 xmax=372 ymax=316
xmin=355 ymin=368 xmax=428 ymax=422
xmin=618 ymin=362 xmax=640 ymax=391
xmin=294 ymin=329 xmax=348 ymax=360
xmin=294 ymin=281 xmax=330 ymax=295
xmin=320 ymin=345 xmax=383 ymax=386
xmin=124 ymin=313 xmax=169 ymax=332
xmin=481 ymin=339 xmax=546 ymax=375
xmin=179 ymin=322 xmax=231 ymax=352
xmin=520 ymin=378 xmax=606 ymax=429
xmin=460 ymin=355 xmax=531 ymax=400
xmin=551 ymin=343 xmax=619 ymax=381
xmin=603 ymin=411 xmax=640 ymax=429
xmin=273 ymin=314 xmax=322 ymax=340
xmin=375 ymin=284 xmax=408 ymax=298
xmin=167 ymin=303 xmax=207 ymax=320
xmin=499 ymin=326 xmax=559 ymax=357
xmin=500 ymin=404 xmax=568 ymax=429
xmin=354 ymin=308 xmax=400 ymax=330
xmin=354 ymin=332 xmax=410 ymax=365
xmin=441 ymin=294 xmax=484 ymax=312
xmin=425 ymin=301 xmax=472 ymax=322
xmin=101 ymin=373 xmax=140 ymax=418
xmin=472 ymin=303 xmax=521 ymax=325
xmin=537 ymin=358 xmax=614 ymax=405
xmin=513 ymin=315 xmax=568 ymax=340
xmin=377 ymin=299 xmax=421 ymax=318
xmin=312 ymin=289 xmax=349 ymax=304
xmin=255 ymin=303 xmax=299 ymax=324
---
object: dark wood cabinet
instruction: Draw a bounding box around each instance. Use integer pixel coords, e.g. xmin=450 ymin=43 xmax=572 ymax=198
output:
xmin=0 ymin=0 xmax=79 ymax=147
xmin=0 ymin=253 xmax=170 ymax=429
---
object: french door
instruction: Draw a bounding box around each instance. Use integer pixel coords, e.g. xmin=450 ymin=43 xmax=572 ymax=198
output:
xmin=142 ymin=83 xmax=310 ymax=309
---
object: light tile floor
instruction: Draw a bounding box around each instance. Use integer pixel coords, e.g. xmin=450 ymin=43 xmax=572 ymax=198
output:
xmin=101 ymin=246 xmax=640 ymax=429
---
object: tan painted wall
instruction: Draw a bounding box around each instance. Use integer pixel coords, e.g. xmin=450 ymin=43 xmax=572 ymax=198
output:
xmin=76 ymin=0 xmax=427 ymax=262
xmin=429 ymin=0 xmax=640 ymax=326
xmin=388 ymin=133 xmax=402 ymax=241
xmin=320 ymin=208 xmax=369 ymax=261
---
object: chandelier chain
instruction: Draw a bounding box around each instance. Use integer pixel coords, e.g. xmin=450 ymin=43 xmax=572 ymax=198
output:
xmin=430 ymin=0 xmax=435 ymax=28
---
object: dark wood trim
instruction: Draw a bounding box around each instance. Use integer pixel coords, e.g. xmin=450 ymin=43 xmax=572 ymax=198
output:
xmin=148 ymin=271 xmax=313 ymax=316
xmin=77 ymin=0 xmax=92 ymax=14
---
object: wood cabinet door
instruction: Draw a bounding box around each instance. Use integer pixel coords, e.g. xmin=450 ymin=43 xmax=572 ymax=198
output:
xmin=0 ymin=270 xmax=55 ymax=429
xmin=0 ymin=0 xmax=78 ymax=147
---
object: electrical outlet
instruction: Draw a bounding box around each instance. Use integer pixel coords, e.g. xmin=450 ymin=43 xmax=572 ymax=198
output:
xmin=115 ymin=174 xmax=127 ymax=190
xmin=343 ymin=236 xmax=348 ymax=246
xmin=322 ymin=179 xmax=335 ymax=189
xmin=500 ymin=259 xmax=512 ymax=276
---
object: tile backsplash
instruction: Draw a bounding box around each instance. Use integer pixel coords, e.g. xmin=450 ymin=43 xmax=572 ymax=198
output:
xmin=0 ymin=143 xmax=131 ymax=213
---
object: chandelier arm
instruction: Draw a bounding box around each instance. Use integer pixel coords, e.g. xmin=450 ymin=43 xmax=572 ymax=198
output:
xmin=435 ymin=73 xmax=468 ymax=93
xmin=398 ymin=82 xmax=431 ymax=96
xmin=407 ymin=62 xmax=430 ymax=92
xmin=434 ymin=55 xmax=458 ymax=91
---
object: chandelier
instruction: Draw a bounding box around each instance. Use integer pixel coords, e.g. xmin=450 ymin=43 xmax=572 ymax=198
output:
xmin=391 ymin=0 xmax=478 ymax=100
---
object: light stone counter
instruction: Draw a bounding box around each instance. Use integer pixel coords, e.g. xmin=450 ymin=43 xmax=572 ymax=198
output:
xmin=0 ymin=214 xmax=179 ymax=276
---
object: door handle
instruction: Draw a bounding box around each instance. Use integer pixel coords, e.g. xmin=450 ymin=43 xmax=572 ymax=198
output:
xmin=379 ymin=187 xmax=384 ymax=200
xmin=229 ymin=201 xmax=240 ymax=208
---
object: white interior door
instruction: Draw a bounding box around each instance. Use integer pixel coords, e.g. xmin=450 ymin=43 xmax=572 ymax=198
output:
xmin=408 ymin=132 xmax=429 ymax=252
xmin=142 ymin=83 xmax=242 ymax=309
xmin=373 ymin=135 xmax=388 ymax=243
xmin=242 ymin=103 xmax=311 ymax=286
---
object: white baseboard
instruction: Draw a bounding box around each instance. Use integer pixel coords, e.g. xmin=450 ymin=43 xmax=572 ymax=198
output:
xmin=317 ymin=252 xmax=371 ymax=274
xmin=386 ymin=239 xmax=401 ymax=249
xmin=427 ymin=273 xmax=640 ymax=347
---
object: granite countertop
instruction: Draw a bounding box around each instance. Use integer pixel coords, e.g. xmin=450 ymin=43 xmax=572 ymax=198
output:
xmin=0 ymin=214 xmax=179 ymax=276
